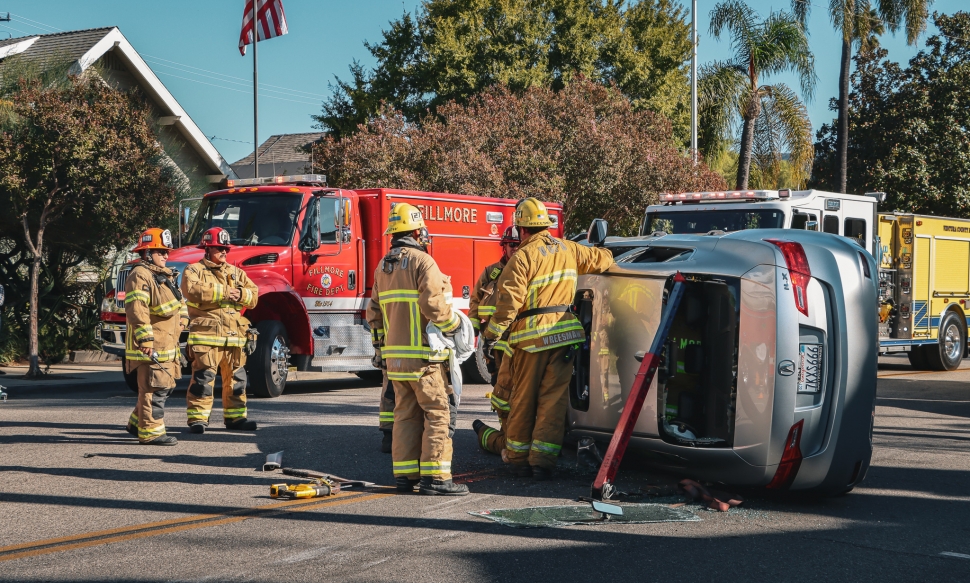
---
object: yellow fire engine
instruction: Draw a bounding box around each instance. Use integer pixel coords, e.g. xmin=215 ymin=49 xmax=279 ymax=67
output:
xmin=878 ymin=213 xmax=970 ymax=370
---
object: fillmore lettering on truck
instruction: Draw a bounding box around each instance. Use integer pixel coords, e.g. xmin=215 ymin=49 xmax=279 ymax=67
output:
xmin=943 ymin=225 xmax=970 ymax=233
xmin=414 ymin=204 xmax=478 ymax=223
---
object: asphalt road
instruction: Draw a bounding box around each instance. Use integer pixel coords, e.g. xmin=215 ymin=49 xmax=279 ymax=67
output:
xmin=1 ymin=356 xmax=969 ymax=582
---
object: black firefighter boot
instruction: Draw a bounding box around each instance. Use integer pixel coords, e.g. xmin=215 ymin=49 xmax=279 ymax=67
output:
xmin=143 ymin=435 xmax=178 ymax=446
xmin=380 ymin=430 xmax=393 ymax=454
xmin=225 ymin=418 xmax=257 ymax=431
xmin=419 ymin=476 xmax=469 ymax=496
xmin=395 ymin=476 xmax=419 ymax=493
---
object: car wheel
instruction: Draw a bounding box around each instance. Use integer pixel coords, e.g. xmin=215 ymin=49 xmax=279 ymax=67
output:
xmin=247 ymin=320 xmax=290 ymax=398
xmin=122 ymin=358 xmax=139 ymax=393
xmin=460 ymin=340 xmax=491 ymax=385
xmin=926 ymin=311 xmax=965 ymax=371
xmin=907 ymin=345 xmax=929 ymax=370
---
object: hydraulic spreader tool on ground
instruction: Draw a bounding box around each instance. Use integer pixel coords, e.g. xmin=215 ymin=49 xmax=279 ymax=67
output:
xmin=270 ymin=467 xmax=376 ymax=499
xmin=591 ymin=272 xmax=687 ymax=501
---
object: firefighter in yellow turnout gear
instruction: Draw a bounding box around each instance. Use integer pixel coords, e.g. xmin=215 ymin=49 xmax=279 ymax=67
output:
xmin=182 ymin=227 xmax=260 ymax=433
xmin=470 ymin=226 xmax=520 ymax=455
xmin=483 ymin=198 xmax=614 ymax=479
xmin=366 ymin=203 xmax=469 ymax=496
xmin=124 ymin=228 xmax=187 ymax=446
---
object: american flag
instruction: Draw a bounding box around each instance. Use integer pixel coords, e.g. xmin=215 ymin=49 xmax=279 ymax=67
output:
xmin=239 ymin=0 xmax=288 ymax=56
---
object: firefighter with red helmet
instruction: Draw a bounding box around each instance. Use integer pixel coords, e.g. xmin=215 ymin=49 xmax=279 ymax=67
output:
xmin=124 ymin=228 xmax=187 ymax=445
xmin=181 ymin=227 xmax=260 ymax=433
xmin=470 ymin=226 xmax=520 ymax=455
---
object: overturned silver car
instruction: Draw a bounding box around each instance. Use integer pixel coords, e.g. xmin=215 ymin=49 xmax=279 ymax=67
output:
xmin=568 ymin=229 xmax=877 ymax=495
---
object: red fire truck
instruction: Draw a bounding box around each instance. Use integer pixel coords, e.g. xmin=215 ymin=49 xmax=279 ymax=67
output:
xmin=98 ymin=175 xmax=563 ymax=397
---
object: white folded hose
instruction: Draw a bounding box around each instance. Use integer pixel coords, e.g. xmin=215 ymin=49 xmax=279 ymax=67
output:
xmin=426 ymin=310 xmax=475 ymax=405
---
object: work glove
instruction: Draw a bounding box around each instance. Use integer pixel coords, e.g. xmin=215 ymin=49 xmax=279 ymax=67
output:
xmin=481 ymin=337 xmax=497 ymax=359
xmin=371 ymin=346 xmax=386 ymax=370
xmin=245 ymin=327 xmax=260 ymax=355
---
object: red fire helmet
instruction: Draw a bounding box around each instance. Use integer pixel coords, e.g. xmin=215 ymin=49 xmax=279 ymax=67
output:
xmin=198 ymin=227 xmax=232 ymax=249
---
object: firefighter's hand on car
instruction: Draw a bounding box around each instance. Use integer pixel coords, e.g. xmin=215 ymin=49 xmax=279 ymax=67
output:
xmin=227 ymin=287 xmax=242 ymax=302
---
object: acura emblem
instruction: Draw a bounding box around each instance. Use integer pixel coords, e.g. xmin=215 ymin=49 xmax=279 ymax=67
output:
xmin=778 ymin=360 xmax=795 ymax=376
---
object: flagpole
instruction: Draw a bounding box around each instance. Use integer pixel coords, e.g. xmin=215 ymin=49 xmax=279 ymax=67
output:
xmin=253 ymin=0 xmax=259 ymax=180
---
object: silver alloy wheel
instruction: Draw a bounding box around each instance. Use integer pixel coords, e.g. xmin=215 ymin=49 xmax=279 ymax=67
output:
xmin=269 ymin=335 xmax=289 ymax=386
xmin=943 ymin=322 xmax=962 ymax=362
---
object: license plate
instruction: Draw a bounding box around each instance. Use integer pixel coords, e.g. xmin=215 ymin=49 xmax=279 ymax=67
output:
xmin=798 ymin=343 xmax=823 ymax=393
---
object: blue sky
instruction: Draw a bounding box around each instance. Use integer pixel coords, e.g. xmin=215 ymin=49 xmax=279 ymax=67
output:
xmin=3 ymin=1 xmax=965 ymax=164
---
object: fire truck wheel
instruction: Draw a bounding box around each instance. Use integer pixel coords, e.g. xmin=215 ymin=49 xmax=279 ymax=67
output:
xmin=926 ymin=311 xmax=965 ymax=371
xmin=122 ymin=358 xmax=139 ymax=393
xmin=461 ymin=340 xmax=491 ymax=385
xmin=247 ymin=320 xmax=290 ymax=398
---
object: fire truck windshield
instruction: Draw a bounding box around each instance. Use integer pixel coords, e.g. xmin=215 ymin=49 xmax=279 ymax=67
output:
xmin=185 ymin=194 xmax=304 ymax=246
xmin=643 ymin=209 xmax=784 ymax=235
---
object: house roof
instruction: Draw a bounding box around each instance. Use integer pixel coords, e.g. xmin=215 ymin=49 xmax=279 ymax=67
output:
xmin=0 ymin=27 xmax=235 ymax=180
xmin=231 ymin=132 xmax=325 ymax=166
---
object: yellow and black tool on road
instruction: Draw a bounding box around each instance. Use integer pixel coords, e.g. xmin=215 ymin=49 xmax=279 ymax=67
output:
xmin=270 ymin=480 xmax=338 ymax=499
xmin=269 ymin=467 xmax=376 ymax=499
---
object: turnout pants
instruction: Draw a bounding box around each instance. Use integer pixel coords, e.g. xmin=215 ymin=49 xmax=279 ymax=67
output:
xmin=504 ymin=346 xmax=574 ymax=469
xmin=127 ymin=361 xmax=179 ymax=443
xmin=186 ymin=345 xmax=248 ymax=426
xmin=481 ymin=352 xmax=511 ymax=455
xmin=391 ymin=364 xmax=454 ymax=481
xmin=379 ymin=371 xmax=395 ymax=431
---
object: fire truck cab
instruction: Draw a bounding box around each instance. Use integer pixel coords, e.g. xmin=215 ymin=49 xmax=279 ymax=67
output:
xmin=99 ymin=175 xmax=563 ymax=397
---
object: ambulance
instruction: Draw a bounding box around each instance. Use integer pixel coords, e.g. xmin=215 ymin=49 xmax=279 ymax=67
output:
xmin=643 ymin=189 xmax=969 ymax=370
xmin=99 ymin=175 xmax=563 ymax=396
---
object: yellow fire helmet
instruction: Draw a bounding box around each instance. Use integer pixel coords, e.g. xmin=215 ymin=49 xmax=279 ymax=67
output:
xmin=385 ymin=202 xmax=427 ymax=235
xmin=514 ymin=197 xmax=553 ymax=228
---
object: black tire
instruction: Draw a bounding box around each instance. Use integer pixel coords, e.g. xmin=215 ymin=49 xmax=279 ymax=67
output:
xmin=925 ymin=310 xmax=965 ymax=371
xmin=907 ymin=345 xmax=929 ymax=370
xmin=122 ymin=358 xmax=139 ymax=393
xmin=247 ymin=320 xmax=290 ymax=398
xmin=355 ymin=370 xmax=384 ymax=383
xmin=460 ymin=340 xmax=491 ymax=385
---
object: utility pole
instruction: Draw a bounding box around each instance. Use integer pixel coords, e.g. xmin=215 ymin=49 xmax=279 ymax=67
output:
xmin=252 ymin=0 xmax=259 ymax=180
xmin=690 ymin=0 xmax=697 ymax=164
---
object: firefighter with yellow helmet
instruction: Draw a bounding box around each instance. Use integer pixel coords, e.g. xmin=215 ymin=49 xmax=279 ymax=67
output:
xmin=366 ymin=203 xmax=468 ymax=496
xmin=470 ymin=226 xmax=520 ymax=455
xmin=124 ymin=228 xmax=188 ymax=445
xmin=482 ymin=198 xmax=614 ymax=479
xmin=181 ymin=227 xmax=260 ymax=433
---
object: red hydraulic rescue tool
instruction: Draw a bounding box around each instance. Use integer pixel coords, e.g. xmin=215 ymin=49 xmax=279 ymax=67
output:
xmin=591 ymin=272 xmax=687 ymax=500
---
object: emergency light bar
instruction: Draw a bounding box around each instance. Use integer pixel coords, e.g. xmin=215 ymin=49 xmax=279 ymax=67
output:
xmin=225 ymin=174 xmax=327 ymax=188
xmin=659 ymin=190 xmax=780 ymax=203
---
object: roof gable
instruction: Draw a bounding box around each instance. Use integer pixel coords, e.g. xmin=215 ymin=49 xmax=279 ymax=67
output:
xmin=0 ymin=27 xmax=235 ymax=180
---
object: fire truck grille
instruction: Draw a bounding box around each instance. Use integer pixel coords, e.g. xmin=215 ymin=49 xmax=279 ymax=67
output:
xmin=116 ymin=267 xmax=131 ymax=297
xmin=309 ymin=313 xmax=375 ymax=363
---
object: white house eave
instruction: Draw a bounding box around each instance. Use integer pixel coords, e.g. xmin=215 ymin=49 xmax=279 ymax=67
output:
xmin=0 ymin=36 xmax=40 ymax=59
xmin=72 ymin=28 xmax=237 ymax=179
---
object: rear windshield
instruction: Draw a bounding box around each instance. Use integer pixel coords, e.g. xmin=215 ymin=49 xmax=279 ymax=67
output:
xmin=644 ymin=209 xmax=784 ymax=235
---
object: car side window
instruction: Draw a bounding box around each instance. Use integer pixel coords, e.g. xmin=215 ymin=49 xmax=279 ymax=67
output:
xmin=844 ymin=218 xmax=866 ymax=244
xmin=823 ymin=215 xmax=840 ymax=235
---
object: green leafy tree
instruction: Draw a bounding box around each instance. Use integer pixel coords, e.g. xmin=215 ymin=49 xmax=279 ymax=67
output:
xmin=699 ymin=0 xmax=816 ymax=190
xmin=812 ymin=12 xmax=970 ymax=216
xmin=316 ymin=0 xmax=693 ymax=141
xmin=0 ymin=77 xmax=179 ymax=377
xmin=311 ymin=79 xmax=725 ymax=236
xmin=791 ymin=0 xmax=931 ymax=194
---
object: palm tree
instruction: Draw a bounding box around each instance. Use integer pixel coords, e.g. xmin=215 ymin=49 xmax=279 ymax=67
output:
xmin=791 ymin=0 xmax=931 ymax=193
xmin=699 ymin=1 xmax=817 ymax=190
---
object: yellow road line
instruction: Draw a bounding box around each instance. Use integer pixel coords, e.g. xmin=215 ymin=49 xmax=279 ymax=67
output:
xmin=878 ymin=369 xmax=966 ymax=378
xmin=0 ymin=491 xmax=392 ymax=563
